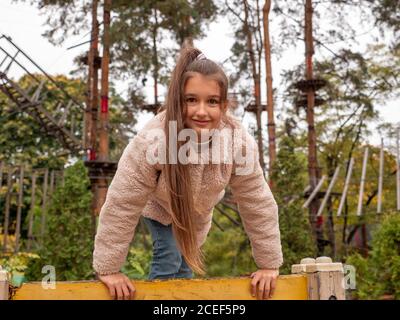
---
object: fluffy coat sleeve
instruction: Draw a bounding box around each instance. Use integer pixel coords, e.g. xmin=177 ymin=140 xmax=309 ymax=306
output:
xmin=92 ymin=133 xmax=159 ymax=275
xmin=228 ymin=130 xmax=283 ymax=269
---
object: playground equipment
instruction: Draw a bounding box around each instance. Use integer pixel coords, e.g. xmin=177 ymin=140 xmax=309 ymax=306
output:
xmin=303 ymin=131 xmax=400 ymax=217
xmin=0 ymin=35 xmax=85 ymax=154
xmin=0 ymin=256 xmax=345 ymax=300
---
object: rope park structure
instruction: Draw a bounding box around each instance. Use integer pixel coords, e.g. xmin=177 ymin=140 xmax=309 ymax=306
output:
xmin=0 ymin=0 xmax=399 ymax=300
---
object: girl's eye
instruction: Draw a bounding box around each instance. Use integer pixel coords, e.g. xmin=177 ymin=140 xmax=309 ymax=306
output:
xmin=209 ymin=99 xmax=219 ymax=105
xmin=186 ymin=97 xmax=197 ymax=104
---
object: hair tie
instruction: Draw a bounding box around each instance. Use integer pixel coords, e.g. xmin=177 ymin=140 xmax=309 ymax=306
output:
xmin=196 ymin=53 xmax=207 ymax=61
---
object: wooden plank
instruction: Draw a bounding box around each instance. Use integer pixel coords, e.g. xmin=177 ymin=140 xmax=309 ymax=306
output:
xmin=307 ymin=271 xmax=345 ymax=300
xmin=14 ymin=166 xmax=24 ymax=252
xmin=40 ymin=168 xmax=49 ymax=242
xmin=317 ymin=166 xmax=340 ymax=216
xmin=357 ymin=147 xmax=369 ymax=216
xmin=337 ymin=158 xmax=354 ymax=216
xmin=27 ymin=171 xmax=37 ymax=251
xmin=302 ymin=175 xmax=326 ymax=208
xmin=12 ymin=275 xmax=308 ymax=300
xmin=2 ymin=168 xmax=14 ymax=253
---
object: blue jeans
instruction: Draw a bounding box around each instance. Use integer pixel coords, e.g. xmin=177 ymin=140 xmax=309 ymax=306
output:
xmin=143 ymin=217 xmax=193 ymax=280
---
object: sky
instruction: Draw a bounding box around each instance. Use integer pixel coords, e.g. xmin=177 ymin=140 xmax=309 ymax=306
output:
xmin=0 ymin=0 xmax=399 ymax=152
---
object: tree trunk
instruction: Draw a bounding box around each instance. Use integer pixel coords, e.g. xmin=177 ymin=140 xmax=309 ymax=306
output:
xmin=305 ymin=0 xmax=323 ymax=253
xmin=243 ymin=0 xmax=265 ymax=172
xmin=153 ymin=8 xmax=159 ymax=105
xmin=262 ymin=0 xmax=277 ymax=184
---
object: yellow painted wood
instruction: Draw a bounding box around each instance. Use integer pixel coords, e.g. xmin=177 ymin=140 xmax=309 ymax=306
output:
xmin=12 ymin=275 xmax=308 ymax=300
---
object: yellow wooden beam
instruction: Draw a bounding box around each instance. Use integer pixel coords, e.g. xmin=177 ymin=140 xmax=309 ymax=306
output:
xmin=12 ymin=275 xmax=308 ymax=300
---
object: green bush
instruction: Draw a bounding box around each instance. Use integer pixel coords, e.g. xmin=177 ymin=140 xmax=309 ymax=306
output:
xmin=24 ymin=160 xmax=94 ymax=281
xmin=270 ymin=135 xmax=316 ymax=274
xmin=346 ymin=212 xmax=400 ymax=299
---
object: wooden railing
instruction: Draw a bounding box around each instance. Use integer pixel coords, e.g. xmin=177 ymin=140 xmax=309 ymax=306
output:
xmin=0 ymin=257 xmax=345 ymax=300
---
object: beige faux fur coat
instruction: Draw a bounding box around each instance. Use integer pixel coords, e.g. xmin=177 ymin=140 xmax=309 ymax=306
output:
xmin=93 ymin=110 xmax=283 ymax=275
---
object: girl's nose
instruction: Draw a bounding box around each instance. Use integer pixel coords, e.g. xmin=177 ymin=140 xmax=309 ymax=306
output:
xmin=196 ymin=101 xmax=208 ymax=115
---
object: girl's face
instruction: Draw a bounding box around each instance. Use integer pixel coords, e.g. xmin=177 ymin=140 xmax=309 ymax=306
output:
xmin=183 ymin=73 xmax=227 ymax=140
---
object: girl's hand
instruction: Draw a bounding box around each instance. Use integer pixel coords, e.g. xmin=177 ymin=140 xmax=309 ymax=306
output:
xmin=250 ymin=269 xmax=279 ymax=300
xmin=97 ymin=272 xmax=136 ymax=300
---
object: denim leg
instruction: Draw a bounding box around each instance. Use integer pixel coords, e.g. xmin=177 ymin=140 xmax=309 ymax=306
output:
xmin=144 ymin=217 xmax=193 ymax=280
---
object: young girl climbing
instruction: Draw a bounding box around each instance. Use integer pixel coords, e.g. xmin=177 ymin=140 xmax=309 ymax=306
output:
xmin=92 ymin=47 xmax=283 ymax=300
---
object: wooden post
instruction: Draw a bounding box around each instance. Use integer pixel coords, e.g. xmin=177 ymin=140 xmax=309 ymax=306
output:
xmin=377 ymin=138 xmax=384 ymax=214
xmin=27 ymin=171 xmax=37 ymax=251
xmin=263 ymin=0 xmax=277 ymax=178
xmin=304 ymin=0 xmax=322 ymax=242
xmin=0 ymin=161 xmax=3 ymax=191
xmin=291 ymin=256 xmax=345 ymax=300
xmin=302 ymin=175 xmax=326 ymax=208
xmin=96 ymin=0 xmax=111 ymax=215
xmin=15 ymin=166 xmax=24 ymax=253
xmin=49 ymin=170 xmax=55 ymax=198
xmin=337 ymin=158 xmax=354 ymax=216
xmin=3 ymin=168 xmax=14 ymax=253
xmin=40 ymin=168 xmax=49 ymax=243
xmin=396 ymin=127 xmax=400 ymax=211
xmin=0 ymin=267 xmax=9 ymax=300
xmin=357 ymin=147 xmax=369 ymax=216
xmin=317 ymin=166 xmax=340 ymax=216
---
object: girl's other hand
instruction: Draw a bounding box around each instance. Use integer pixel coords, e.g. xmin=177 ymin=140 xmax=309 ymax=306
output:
xmin=97 ymin=272 xmax=136 ymax=300
xmin=250 ymin=269 xmax=279 ymax=300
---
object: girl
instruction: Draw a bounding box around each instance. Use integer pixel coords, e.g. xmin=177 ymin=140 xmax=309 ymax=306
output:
xmin=93 ymin=47 xmax=283 ymax=300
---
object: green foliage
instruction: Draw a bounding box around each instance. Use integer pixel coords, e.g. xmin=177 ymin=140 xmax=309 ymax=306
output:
xmin=24 ymin=160 xmax=94 ymax=281
xmin=122 ymin=245 xmax=152 ymax=280
xmin=0 ymin=252 xmax=40 ymax=274
xmin=346 ymin=212 xmax=400 ymax=299
xmin=270 ymin=135 xmax=316 ymax=274
xmin=203 ymin=211 xmax=256 ymax=277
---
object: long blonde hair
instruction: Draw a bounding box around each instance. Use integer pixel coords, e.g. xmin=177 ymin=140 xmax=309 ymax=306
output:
xmin=161 ymin=46 xmax=231 ymax=275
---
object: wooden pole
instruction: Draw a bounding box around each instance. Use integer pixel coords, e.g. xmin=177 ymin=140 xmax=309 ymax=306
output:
xmin=396 ymin=127 xmax=400 ymax=211
xmin=337 ymin=158 xmax=354 ymax=216
xmin=15 ymin=166 xmax=24 ymax=253
xmin=302 ymin=175 xmax=326 ymax=209
xmin=99 ymin=0 xmax=111 ymax=162
xmin=317 ymin=167 xmax=340 ymax=216
xmin=357 ymin=147 xmax=369 ymax=216
xmin=3 ymin=168 xmax=14 ymax=253
xmin=243 ymin=0 xmax=265 ymax=173
xmin=27 ymin=171 xmax=37 ymax=251
xmin=262 ymin=0 xmax=277 ymax=180
xmin=49 ymin=170 xmax=55 ymax=199
xmin=291 ymin=256 xmax=345 ymax=300
xmin=304 ymin=0 xmax=321 ymax=243
xmin=40 ymin=168 xmax=49 ymax=243
xmin=96 ymin=0 xmax=112 ymax=216
xmin=0 ymin=161 xmax=3 ymax=191
xmin=377 ymin=138 xmax=384 ymax=214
